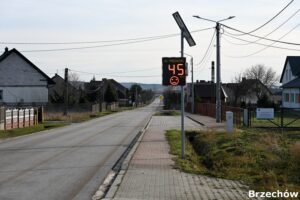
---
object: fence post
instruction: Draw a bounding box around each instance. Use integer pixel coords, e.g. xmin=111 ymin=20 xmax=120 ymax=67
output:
xmin=280 ymin=107 xmax=284 ymax=128
xmin=28 ymin=108 xmax=31 ymax=127
xmin=10 ymin=109 xmax=14 ymax=129
xmin=4 ymin=108 xmax=6 ymax=131
xmin=243 ymin=109 xmax=249 ymax=127
xmin=23 ymin=109 xmax=26 ymax=127
xmin=226 ymin=111 xmax=233 ymax=133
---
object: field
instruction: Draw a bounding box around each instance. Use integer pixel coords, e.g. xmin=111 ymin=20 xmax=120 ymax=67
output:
xmin=166 ymin=128 xmax=300 ymax=192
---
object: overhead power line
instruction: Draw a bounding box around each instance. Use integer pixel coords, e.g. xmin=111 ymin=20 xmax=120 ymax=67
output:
xmin=1 ymin=27 xmax=213 ymax=47
xmin=223 ymin=24 xmax=300 ymax=46
xmin=195 ymin=30 xmax=216 ymax=66
xmin=68 ymin=69 xmax=160 ymax=78
xmin=0 ymin=32 xmax=181 ymax=45
xmin=223 ymin=33 xmax=300 ymax=51
xmin=229 ymin=0 xmax=294 ymax=36
xmin=69 ymin=67 xmax=157 ymax=75
xmin=223 ymin=24 xmax=300 ymax=58
xmin=226 ymin=8 xmax=300 ymax=46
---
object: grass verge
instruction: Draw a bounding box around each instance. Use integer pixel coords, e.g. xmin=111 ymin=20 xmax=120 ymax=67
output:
xmin=0 ymin=122 xmax=67 ymax=139
xmin=45 ymin=111 xmax=116 ymax=123
xmin=154 ymin=110 xmax=180 ymax=116
xmin=0 ymin=107 xmax=134 ymax=140
xmin=166 ymin=129 xmax=300 ymax=192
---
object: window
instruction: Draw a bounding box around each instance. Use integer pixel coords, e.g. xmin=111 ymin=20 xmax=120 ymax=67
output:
xmin=0 ymin=90 xmax=2 ymax=101
xmin=285 ymin=93 xmax=289 ymax=102
xmin=297 ymin=93 xmax=300 ymax=103
xmin=291 ymin=93 xmax=295 ymax=103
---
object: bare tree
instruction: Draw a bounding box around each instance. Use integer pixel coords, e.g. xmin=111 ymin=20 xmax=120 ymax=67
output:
xmin=68 ymin=72 xmax=81 ymax=89
xmin=228 ymin=72 xmax=251 ymax=106
xmin=67 ymin=72 xmax=81 ymax=104
xmin=244 ymin=64 xmax=278 ymax=87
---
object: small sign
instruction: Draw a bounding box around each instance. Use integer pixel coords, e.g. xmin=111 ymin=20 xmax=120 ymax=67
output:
xmin=162 ymin=57 xmax=186 ymax=86
xmin=256 ymin=108 xmax=274 ymax=120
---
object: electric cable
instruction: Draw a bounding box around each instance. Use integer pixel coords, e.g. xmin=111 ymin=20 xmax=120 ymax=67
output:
xmin=224 ymin=24 xmax=299 ymax=58
xmin=195 ymin=30 xmax=216 ymax=66
xmin=223 ymin=32 xmax=300 ymax=52
xmin=226 ymin=8 xmax=300 ymax=45
xmin=229 ymin=0 xmax=294 ymax=36
xmin=223 ymin=24 xmax=300 ymax=46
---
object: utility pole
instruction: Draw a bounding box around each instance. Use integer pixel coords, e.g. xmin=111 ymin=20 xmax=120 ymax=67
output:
xmin=63 ymin=68 xmax=69 ymax=116
xmin=193 ymin=15 xmax=235 ymax=123
xmin=216 ymin=23 xmax=221 ymax=122
xmin=135 ymin=84 xmax=138 ymax=107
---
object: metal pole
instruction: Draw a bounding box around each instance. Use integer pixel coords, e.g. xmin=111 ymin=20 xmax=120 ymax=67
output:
xmin=191 ymin=57 xmax=194 ymax=114
xmin=180 ymin=30 xmax=185 ymax=160
xmin=216 ymin=23 xmax=221 ymax=123
xmin=63 ymin=68 xmax=69 ymax=116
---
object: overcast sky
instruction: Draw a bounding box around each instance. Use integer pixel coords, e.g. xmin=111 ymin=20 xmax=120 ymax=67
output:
xmin=0 ymin=0 xmax=299 ymax=84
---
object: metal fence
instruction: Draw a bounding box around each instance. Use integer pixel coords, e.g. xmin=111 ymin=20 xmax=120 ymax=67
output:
xmin=187 ymin=103 xmax=243 ymax=126
xmin=248 ymin=107 xmax=300 ymax=129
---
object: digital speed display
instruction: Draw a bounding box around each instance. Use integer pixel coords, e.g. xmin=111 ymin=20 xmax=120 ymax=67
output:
xmin=162 ymin=57 xmax=186 ymax=86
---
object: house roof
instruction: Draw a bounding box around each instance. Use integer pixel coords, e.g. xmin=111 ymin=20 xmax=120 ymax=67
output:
xmin=282 ymin=77 xmax=300 ymax=88
xmin=107 ymin=79 xmax=127 ymax=92
xmin=194 ymin=82 xmax=226 ymax=98
xmin=269 ymin=88 xmax=282 ymax=95
xmin=51 ymin=74 xmax=78 ymax=90
xmin=0 ymin=48 xmax=54 ymax=85
xmin=280 ymin=56 xmax=300 ymax=83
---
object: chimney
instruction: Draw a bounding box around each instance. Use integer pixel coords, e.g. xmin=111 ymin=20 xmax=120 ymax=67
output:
xmin=211 ymin=61 xmax=215 ymax=83
xmin=242 ymin=77 xmax=246 ymax=82
xmin=4 ymin=47 xmax=8 ymax=53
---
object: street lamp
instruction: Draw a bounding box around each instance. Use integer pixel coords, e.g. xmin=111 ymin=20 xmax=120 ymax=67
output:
xmin=193 ymin=15 xmax=235 ymax=123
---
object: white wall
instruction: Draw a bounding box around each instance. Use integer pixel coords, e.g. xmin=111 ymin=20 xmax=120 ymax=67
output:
xmin=282 ymin=88 xmax=300 ymax=108
xmin=0 ymin=51 xmax=49 ymax=105
xmin=282 ymin=62 xmax=297 ymax=85
xmin=0 ymin=52 xmax=47 ymax=86
xmin=0 ymin=87 xmax=48 ymax=105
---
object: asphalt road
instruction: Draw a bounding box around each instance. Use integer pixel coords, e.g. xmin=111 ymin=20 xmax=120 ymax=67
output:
xmin=0 ymin=99 xmax=160 ymax=200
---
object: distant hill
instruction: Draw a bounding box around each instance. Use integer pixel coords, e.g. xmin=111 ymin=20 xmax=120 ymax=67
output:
xmin=121 ymin=82 xmax=166 ymax=92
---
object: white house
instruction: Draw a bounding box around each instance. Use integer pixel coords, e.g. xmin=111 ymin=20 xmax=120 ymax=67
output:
xmin=280 ymin=56 xmax=300 ymax=108
xmin=0 ymin=48 xmax=54 ymax=106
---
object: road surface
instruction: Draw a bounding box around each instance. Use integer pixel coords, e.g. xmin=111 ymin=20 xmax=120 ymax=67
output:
xmin=0 ymin=99 xmax=160 ymax=200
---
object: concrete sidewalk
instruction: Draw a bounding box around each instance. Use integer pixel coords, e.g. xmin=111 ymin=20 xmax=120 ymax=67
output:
xmin=186 ymin=113 xmax=226 ymax=132
xmin=106 ymin=116 xmax=251 ymax=200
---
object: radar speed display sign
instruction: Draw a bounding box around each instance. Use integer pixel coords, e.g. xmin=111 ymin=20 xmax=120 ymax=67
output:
xmin=162 ymin=57 xmax=186 ymax=86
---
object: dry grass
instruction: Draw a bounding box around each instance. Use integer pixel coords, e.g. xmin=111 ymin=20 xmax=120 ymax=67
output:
xmin=44 ymin=111 xmax=113 ymax=123
xmin=45 ymin=112 xmax=87 ymax=122
xmin=166 ymin=128 xmax=300 ymax=192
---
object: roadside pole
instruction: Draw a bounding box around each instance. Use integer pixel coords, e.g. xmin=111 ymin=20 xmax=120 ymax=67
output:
xmin=63 ymin=68 xmax=69 ymax=116
xmin=216 ymin=23 xmax=221 ymax=123
xmin=191 ymin=57 xmax=194 ymax=114
xmin=169 ymin=11 xmax=196 ymax=160
xmin=180 ymin=30 xmax=185 ymax=159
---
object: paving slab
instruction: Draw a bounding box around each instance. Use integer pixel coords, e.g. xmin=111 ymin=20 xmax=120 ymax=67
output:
xmin=186 ymin=113 xmax=226 ymax=132
xmin=111 ymin=116 xmax=252 ymax=200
